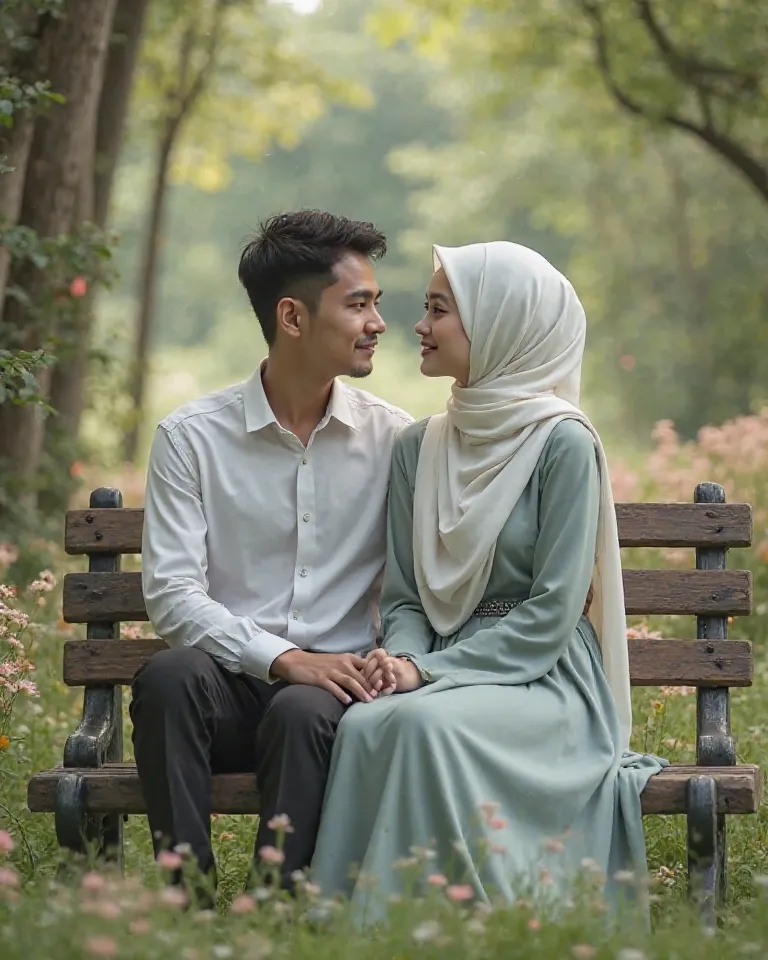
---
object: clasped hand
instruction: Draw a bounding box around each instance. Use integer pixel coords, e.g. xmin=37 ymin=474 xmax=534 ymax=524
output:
xmin=271 ymin=648 xmax=423 ymax=706
xmin=362 ymin=648 xmax=423 ymax=698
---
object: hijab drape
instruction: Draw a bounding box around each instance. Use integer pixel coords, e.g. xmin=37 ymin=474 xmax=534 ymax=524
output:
xmin=413 ymin=241 xmax=632 ymax=748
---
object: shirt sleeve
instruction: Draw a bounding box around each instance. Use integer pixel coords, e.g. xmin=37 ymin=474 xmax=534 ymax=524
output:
xmin=141 ymin=425 xmax=297 ymax=682
xmin=408 ymin=422 xmax=600 ymax=686
xmin=379 ymin=431 xmax=435 ymax=659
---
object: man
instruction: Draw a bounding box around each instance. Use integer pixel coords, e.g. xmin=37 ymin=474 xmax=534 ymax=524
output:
xmin=131 ymin=210 xmax=412 ymax=896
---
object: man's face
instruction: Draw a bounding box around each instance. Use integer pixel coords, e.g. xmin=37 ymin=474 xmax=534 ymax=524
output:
xmin=302 ymin=253 xmax=386 ymax=380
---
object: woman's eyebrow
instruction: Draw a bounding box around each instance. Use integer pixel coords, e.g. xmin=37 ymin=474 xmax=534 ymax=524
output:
xmin=427 ymin=291 xmax=452 ymax=305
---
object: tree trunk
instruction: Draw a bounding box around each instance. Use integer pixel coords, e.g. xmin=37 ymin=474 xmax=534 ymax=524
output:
xmin=93 ymin=0 xmax=152 ymax=230
xmin=0 ymin=0 xmax=118 ymax=491
xmin=0 ymin=9 xmax=52 ymax=309
xmin=123 ymin=122 xmax=177 ymax=463
xmin=43 ymin=0 xmax=151 ymax=510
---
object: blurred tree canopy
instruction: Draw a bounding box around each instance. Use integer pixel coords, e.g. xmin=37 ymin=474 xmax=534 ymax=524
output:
xmin=366 ymin=0 xmax=768 ymax=438
xmin=3 ymin=0 xmax=768 ymax=540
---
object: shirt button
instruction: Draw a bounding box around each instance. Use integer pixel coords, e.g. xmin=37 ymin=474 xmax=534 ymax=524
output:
xmin=299 ymin=568 xmax=308 ymax=578
xmin=302 ymin=513 xmax=310 ymax=522
xmin=301 ymin=457 xmax=308 ymax=465
xmin=292 ymin=610 xmax=300 ymax=620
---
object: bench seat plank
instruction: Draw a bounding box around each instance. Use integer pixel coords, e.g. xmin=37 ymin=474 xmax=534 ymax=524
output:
xmin=61 ymin=637 xmax=754 ymax=688
xmin=27 ymin=763 xmax=762 ymax=816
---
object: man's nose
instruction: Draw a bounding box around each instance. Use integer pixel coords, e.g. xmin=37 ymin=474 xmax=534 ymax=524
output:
xmin=367 ymin=308 xmax=386 ymax=334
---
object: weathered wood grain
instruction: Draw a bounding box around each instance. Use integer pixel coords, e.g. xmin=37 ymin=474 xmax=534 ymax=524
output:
xmin=61 ymin=637 xmax=754 ymax=688
xmin=62 ymin=569 xmax=753 ymax=623
xmin=27 ymin=763 xmax=762 ymax=816
xmin=65 ymin=502 xmax=753 ymax=555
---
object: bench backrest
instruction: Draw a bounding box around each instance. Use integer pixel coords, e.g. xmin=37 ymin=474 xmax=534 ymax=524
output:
xmin=60 ymin=485 xmax=754 ymax=694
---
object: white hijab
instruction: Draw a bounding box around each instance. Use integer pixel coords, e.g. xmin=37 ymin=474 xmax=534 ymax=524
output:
xmin=413 ymin=241 xmax=632 ymax=750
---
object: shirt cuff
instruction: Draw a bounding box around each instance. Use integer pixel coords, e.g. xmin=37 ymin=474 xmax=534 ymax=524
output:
xmin=240 ymin=633 xmax=299 ymax=683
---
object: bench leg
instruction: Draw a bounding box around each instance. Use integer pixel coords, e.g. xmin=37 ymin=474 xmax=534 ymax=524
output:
xmin=60 ymin=685 xmax=125 ymax=872
xmin=54 ymin=777 xmax=124 ymax=876
xmin=687 ymin=775 xmax=725 ymax=930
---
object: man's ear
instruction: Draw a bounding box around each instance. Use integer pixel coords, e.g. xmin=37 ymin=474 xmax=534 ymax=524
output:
xmin=275 ymin=296 xmax=302 ymax=340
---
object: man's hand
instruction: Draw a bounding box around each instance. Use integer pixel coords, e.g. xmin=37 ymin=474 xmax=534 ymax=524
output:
xmin=364 ymin=649 xmax=423 ymax=696
xmin=270 ymin=650 xmax=376 ymax=705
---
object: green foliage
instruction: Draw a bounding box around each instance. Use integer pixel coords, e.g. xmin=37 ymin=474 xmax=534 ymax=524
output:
xmin=0 ymin=348 xmax=55 ymax=407
xmin=0 ymin=222 xmax=117 ymax=351
xmin=0 ymin=77 xmax=62 ymax=128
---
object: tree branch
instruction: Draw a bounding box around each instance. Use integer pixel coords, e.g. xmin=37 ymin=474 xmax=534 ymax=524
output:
xmin=634 ymin=0 xmax=760 ymax=101
xmin=580 ymin=0 xmax=768 ymax=204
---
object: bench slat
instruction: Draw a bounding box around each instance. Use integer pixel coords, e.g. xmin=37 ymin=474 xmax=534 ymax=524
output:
xmin=27 ymin=763 xmax=762 ymax=816
xmin=61 ymin=637 xmax=754 ymax=688
xmin=62 ymin=569 xmax=753 ymax=623
xmin=65 ymin=503 xmax=754 ymax=555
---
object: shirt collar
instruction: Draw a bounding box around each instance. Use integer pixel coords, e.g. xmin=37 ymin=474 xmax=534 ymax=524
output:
xmin=243 ymin=367 xmax=358 ymax=434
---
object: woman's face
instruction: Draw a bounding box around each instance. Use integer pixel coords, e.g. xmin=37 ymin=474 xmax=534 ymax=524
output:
xmin=415 ymin=267 xmax=471 ymax=384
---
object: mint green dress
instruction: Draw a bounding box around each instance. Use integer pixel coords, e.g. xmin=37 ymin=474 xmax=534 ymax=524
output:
xmin=311 ymin=418 xmax=666 ymax=914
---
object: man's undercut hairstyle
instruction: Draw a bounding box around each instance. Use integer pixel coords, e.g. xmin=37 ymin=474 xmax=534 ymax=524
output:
xmin=238 ymin=210 xmax=387 ymax=345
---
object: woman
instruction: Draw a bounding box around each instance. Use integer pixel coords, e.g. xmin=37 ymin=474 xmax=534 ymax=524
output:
xmin=310 ymin=241 xmax=666 ymax=914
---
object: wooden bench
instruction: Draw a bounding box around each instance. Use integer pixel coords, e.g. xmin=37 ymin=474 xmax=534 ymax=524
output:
xmin=27 ymin=483 xmax=761 ymax=925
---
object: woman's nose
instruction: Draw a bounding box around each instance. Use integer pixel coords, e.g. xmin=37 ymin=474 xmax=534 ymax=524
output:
xmin=415 ymin=315 xmax=429 ymax=336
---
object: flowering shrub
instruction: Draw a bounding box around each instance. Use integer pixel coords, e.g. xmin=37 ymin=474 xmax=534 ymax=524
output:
xmin=610 ymin=410 xmax=768 ymax=645
xmin=0 ymin=551 xmax=47 ymax=756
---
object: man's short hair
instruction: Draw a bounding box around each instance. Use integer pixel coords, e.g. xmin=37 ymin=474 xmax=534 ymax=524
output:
xmin=238 ymin=210 xmax=387 ymax=345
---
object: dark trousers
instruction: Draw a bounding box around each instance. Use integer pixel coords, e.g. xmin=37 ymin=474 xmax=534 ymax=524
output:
xmin=130 ymin=646 xmax=346 ymax=886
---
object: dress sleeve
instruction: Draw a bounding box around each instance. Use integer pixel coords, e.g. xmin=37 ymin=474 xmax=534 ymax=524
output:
xmin=379 ymin=429 xmax=435 ymax=659
xmin=408 ymin=421 xmax=600 ymax=686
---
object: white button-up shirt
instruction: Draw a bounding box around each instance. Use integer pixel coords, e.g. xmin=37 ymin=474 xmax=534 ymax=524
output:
xmin=142 ymin=369 xmax=413 ymax=682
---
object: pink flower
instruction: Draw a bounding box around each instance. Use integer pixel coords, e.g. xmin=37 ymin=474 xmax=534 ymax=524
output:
xmin=267 ymin=813 xmax=294 ymax=834
xmin=84 ymin=936 xmax=118 ymax=957
xmin=487 ymin=816 xmax=508 ymax=830
xmin=527 ymin=917 xmax=541 ymax=931
xmin=572 ymin=947 xmax=597 ymax=959
xmin=427 ymin=873 xmax=448 ymax=887
xmin=81 ymin=871 xmax=105 ymax=892
xmin=619 ymin=354 xmax=636 ymax=372
xmin=157 ymin=850 xmax=183 ymax=870
xmin=69 ymin=276 xmax=88 ymax=298
xmin=29 ymin=571 xmax=56 ymax=593
xmin=0 ymin=866 xmax=18 ymax=887
xmin=230 ymin=894 xmax=255 ymax=913
xmin=544 ymin=837 xmax=565 ymax=853
xmin=18 ymin=679 xmax=38 ymax=696
xmin=129 ymin=919 xmax=150 ymax=935
xmin=258 ymin=845 xmax=285 ymax=865
xmin=445 ymin=884 xmax=474 ymax=902
xmin=0 ymin=830 xmax=15 ymax=855
xmin=94 ymin=901 xmax=122 ymax=919
xmin=159 ymin=886 xmax=187 ymax=907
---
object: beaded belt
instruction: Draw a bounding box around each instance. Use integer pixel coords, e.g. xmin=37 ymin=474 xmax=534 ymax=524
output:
xmin=473 ymin=599 xmax=525 ymax=618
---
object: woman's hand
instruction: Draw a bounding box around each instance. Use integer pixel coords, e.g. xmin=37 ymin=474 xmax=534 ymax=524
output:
xmin=364 ymin=649 xmax=397 ymax=696
xmin=364 ymin=649 xmax=424 ymax=697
